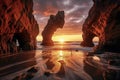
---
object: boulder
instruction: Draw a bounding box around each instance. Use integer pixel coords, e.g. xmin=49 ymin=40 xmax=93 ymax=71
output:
xmin=41 ymin=11 xmax=65 ymax=46
xmin=81 ymin=0 xmax=120 ymax=53
xmin=0 ymin=0 xmax=39 ymax=54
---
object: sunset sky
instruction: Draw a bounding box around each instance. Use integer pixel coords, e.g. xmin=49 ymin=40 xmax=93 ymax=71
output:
xmin=33 ymin=0 xmax=93 ymax=41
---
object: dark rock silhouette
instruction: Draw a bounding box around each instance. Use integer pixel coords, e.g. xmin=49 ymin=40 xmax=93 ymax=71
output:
xmin=46 ymin=58 xmax=55 ymax=70
xmin=0 ymin=0 xmax=39 ymax=54
xmin=41 ymin=11 xmax=65 ymax=46
xmin=84 ymin=52 xmax=120 ymax=80
xmin=81 ymin=0 xmax=120 ymax=53
xmin=13 ymin=67 xmax=38 ymax=80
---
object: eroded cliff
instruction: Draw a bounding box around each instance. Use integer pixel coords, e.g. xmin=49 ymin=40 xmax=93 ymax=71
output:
xmin=41 ymin=11 xmax=65 ymax=46
xmin=81 ymin=0 xmax=120 ymax=53
xmin=0 ymin=0 xmax=39 ymax=54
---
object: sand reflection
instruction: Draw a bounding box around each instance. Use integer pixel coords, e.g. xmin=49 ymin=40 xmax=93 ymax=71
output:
xmin=41 ymin=49 xmax=66 ymax=74
xmin=39 ymin=47 xmax=92 ymax=80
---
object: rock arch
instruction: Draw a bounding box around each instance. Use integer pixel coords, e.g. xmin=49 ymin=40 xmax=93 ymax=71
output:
xmin=41 ymin=11 xmax=65 ymax=46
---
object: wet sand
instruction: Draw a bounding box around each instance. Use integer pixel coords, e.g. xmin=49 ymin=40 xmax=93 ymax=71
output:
xmin=0 ymin=50 xmax=92 ymax=80
xmin=1 ymin=47 xmax=119 ymax=80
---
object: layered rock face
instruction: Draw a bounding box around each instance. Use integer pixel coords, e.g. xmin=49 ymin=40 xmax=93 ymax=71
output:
xmin=81 ymin=0 xmax=120 ymax=53
xmin=0 ymin=0 xmax=39 ymax=54
xmin=41 ymin=11 xmax=65 ymax=46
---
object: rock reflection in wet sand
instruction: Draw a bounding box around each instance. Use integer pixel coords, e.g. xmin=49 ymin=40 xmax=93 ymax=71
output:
xmin=35 ymin=49 xmax=92 ymax=80
xmin=0 ymin=50 xmax=92 ymax=80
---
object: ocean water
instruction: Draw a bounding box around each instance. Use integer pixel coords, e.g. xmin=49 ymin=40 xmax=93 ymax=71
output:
xmin=0 ymin=41 xmax=98 ymax=80
xmin=36 ymin=41 xmax=94 ymax=51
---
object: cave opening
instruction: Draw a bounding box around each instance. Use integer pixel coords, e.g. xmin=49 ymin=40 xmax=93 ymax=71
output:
xmin=92 ymin=37 xmax=99 ymax=46
xmin=13 ymin=30 xmax=32 ymax=51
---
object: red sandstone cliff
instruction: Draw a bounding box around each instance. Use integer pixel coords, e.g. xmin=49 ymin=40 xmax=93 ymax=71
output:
xmin=0 ymin=0 xmax=39 ymax=54
xmin=81 ymin=0 xmax=120 ymax=53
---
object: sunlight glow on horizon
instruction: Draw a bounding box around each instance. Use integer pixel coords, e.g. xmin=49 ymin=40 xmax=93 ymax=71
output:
xmin=36 ymin=34 xmax=99 ymax=42
xmin=59 ymin=38 xmax=65 ymax=44
xmin=36 ymin=34 xmax=83 ymax=41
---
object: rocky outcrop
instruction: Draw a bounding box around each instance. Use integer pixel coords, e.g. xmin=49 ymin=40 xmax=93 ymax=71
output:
xmin=0 ymin=0 xmax=39 ymax=54
xmin=81 ymin=0 xmax=120 ymax=53
xmin=41 ymin=11 xmax=65 ymax=46
xmin=84 ymin=52 xmax=120 ymax=80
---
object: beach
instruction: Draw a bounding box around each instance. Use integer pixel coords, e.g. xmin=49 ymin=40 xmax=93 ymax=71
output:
xmin=0 ymin=41 xmax=93 ymax=80
xmin=0 ymin=41 xmax=119 ymax=80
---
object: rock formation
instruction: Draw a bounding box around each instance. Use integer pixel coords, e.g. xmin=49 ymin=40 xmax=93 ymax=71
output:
xmin=41 ymin=11 xmax=65 ymax=46
xmin=84 ymin=52 xmax=120 ymax=80
xmin=81 ymin=0 xmax=120 ymax=53
xmin=0 ymin=0 xmax=39 ymax=54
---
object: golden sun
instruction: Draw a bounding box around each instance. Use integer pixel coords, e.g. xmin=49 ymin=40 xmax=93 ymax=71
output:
xmin=59 ymin=38 xmax=65 ymax=44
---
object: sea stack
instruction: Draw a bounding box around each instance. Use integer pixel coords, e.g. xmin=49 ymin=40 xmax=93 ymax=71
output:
xmin=0 ymin=0 xmax=39 ymax=54
xmin=81 ymin=0 xmax=120 ymax=53
xmin=41 ymin=11 xmax=65 ymax=46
